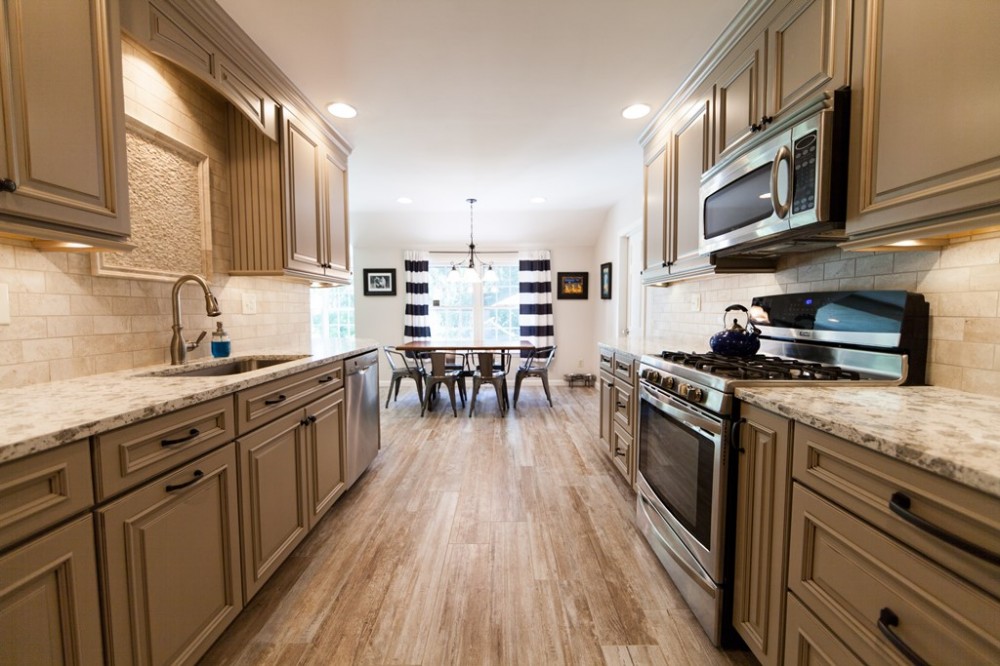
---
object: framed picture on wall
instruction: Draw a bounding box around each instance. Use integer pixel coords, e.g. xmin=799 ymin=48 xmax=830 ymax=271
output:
xmin=363 ymin=268 xmax=396 ymax=296
xmin=556 ymin=272 xmax=588 ymax=300
xmin=600 ymin=262 xmax=612 ymax=299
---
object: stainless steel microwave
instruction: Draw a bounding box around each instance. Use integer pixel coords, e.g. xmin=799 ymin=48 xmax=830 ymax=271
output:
xmin=698 ymin=89 xmax=850 ymax=256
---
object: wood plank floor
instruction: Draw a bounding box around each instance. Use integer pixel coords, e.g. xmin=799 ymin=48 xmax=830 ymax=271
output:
xmin=201 ymin=383 xmax=756 ymax=665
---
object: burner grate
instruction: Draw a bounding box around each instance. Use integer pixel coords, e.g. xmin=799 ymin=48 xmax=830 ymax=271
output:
xmin=658 ymin=350 xmax=862 ymax=381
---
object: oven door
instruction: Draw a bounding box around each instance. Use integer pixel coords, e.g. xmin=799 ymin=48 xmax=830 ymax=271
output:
xmin=636 ymin=381 xmax=729 ymax=582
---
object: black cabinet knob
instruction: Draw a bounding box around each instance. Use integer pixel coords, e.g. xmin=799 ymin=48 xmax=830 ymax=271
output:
xmin=0 ymin=178 xmax=17 ymax=193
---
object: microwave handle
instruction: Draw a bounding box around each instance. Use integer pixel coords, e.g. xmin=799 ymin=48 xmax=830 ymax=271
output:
xmin=770 ymin=144 xmax=792 ymax=219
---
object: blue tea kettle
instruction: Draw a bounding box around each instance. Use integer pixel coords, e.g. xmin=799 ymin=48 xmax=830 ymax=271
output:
xmin=709 ymin=304 xmax=761 ymax=357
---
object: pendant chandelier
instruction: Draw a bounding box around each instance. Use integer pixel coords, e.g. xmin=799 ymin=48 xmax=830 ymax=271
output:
xmin=447 ymin=198 xmax=498 ymax=283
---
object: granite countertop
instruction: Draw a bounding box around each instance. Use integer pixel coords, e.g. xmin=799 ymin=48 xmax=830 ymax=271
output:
xmin=0 ymin=338 xmax=379 ymax=464
xmin=736 ymin=386 xmax=1000 ymax=498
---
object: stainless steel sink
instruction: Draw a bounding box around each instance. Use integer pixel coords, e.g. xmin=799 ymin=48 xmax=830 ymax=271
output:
xmin=142 ymin=355 xmax=310 ymax=377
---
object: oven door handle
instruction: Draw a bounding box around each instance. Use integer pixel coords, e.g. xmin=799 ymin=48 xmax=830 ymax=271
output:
xmin=638 ymin=491 xmax=717 ymax=595
xmin=641 ymin=385 xmax=723 ymax=437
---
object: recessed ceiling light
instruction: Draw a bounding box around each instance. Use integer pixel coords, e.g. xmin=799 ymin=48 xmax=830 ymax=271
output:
xmin=397 ymin=197 xmax=413 ymax=204
xmin=530 ymin=196 xmax=547 ymax=204
xmin=327 ymin=102 xmax=357 ymax=119
xmin=622 ymin=103 xmax=651 ymax=120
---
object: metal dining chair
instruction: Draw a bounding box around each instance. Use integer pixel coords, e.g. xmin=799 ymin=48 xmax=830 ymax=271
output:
xmin=382 ymin=346 xmax=426 ymax=408
xmin=513 ymin=345 xmax=556 ymax=408
xmin=420 ymin=352 xmax=466 ymax=417
xmin=468 ymin=351 xmax=512 ymax=416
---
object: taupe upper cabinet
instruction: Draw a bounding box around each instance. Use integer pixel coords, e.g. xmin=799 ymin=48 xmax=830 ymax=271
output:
xmin=121 ymin=0 xmax=279 ymax=140
xmin=229 ymin=107 xmax=352 ymax=284
xmin=642 ymin=145 xmax=668 ymax=280
xmin=713 ymin=0 xmax=851 ymax=165
xmin=845 ymin=0 xmax=1000 ymax=240
xmin=0 ymin=0 xmax=129 ymax=240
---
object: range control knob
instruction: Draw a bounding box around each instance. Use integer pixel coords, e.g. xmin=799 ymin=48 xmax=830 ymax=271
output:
xmin=685 ymin=385 xmax=705 ymax=402
xmin=662 ymin=376 xmax=675 ymax=390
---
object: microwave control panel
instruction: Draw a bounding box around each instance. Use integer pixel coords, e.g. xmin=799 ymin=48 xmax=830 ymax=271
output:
xmin=792 ymin=132 xmax=818 ymax=214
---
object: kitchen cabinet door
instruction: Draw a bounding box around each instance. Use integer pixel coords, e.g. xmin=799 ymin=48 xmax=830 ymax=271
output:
xmin=642 ymin=145 xmax=668 ymax=282
xmin=322 ymin=149 xmax=351 ymax=281
xmin=732 ymin=404 xmax=793 ymax=666
xmin=846 ymin=0 xmax=1000 ymax=239
xmin=667 ymin=85 xmax=714 ymax=278
xmin=238 ymin=409 xmax=309 ymax=601
xmin=283 ymin=107 xmax=326 ymax=278
xmin=0 ymin=515 xmax=103 ymax=665
xmin=765 ymin=0 xmax=852 ymax=128
xmin=599 ymin=371 xmax=614 ymax=446
xmin=305 ymin=389 xmax=347 ymax=527
xmin=714 ymin=31 xmax=766 ymax=164
xmin=98 ymin=443 xmax=243 ymax=666
xmin=0 ymin=0 xmax=128 ymax=238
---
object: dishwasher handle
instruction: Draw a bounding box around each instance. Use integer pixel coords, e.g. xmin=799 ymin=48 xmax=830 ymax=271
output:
xmin=346 ymin=350 xmax=379 ymax=376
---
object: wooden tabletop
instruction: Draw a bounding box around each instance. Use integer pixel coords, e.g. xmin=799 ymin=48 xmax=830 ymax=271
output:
xmin=396 ymin=339 xmax=535 ymax=352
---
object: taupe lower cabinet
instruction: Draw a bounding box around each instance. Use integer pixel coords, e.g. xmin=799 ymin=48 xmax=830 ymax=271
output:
xmin=598 ymin=346 xmax=638 ymax=486
xmin=732 ymin=404 xmax=793 ymax=666
xmin=732 ymin=405 xmax=1000 ymax=666
xmin=97 ymin=443 xmax=243 ymax=666
xmin=0 ymin=514 xmax=104 ymax=665
xmin=0 ymin=0 xmax=129 ymax=241
xmin=238 ymin=388 xmax=347 ymax=600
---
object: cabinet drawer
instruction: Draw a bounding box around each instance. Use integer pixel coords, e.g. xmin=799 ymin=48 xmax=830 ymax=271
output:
xmin=783 ymin=593 xmax=862 ymax=666
xmin=613 ymin=356 xmax=634 ymax=384
xmin=787 ymin=484 xmax=1000 ymax=665
xmin=0 ymin=439 xmax=93 ymax=551
xmin=611 ymin=423 xmax=632 ymax=483
xmin=599 ymin=350 xmax=614 ymax=375
xmin=236 ymin=361 xmax=343 ymax=434
xmin=793 ymin=424 xmax=1000 ymax=597
xmin=613 ymin=382 xmax=635 ymax=432
xmin=93 ymin=396 xmax=235 ymax=500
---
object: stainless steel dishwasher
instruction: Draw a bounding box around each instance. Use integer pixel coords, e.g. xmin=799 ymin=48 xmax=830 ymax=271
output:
xmin=345 ymin=349 xmax=380 ymax=487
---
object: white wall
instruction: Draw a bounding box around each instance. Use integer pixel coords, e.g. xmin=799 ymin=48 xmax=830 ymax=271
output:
xmin=593 ymin=195 xmax=644 ymax=345
xmin=353 ymin=243 xmax=598 ymax=384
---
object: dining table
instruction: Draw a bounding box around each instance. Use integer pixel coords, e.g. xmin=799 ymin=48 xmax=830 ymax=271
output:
xmin=394 ymin=339 xmax=534 ymax=413
xmin=395 ymin=339 xmax=536 ymax=353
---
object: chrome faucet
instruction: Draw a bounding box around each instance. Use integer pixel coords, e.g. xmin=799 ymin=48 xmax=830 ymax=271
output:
xmin=170 ymin=274 xmax=221 ymax=365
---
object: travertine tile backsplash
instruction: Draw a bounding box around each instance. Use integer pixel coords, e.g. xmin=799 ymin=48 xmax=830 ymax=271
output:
xmin=0 ymin=37 xmax=310 ymax=389
xmin=646 ymin=231 xmax=1000 ymax=397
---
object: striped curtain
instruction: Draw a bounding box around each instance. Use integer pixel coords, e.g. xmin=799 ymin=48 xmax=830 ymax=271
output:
xmin=403 ymin=250 xmax=432 ymax=342
xmin=518 ymin=250 xmax=554 ymax=353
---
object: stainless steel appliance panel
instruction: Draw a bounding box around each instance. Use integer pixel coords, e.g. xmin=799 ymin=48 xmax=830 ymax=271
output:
xmin=345 ymin=350 xmax=380 ymax=487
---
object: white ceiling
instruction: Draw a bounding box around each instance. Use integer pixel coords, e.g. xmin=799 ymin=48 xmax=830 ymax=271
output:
xmin=215 ymin=0 xmax=745 ymax=247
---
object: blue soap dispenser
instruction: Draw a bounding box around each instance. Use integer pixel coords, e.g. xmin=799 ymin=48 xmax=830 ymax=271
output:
xmin=211 ymin=321 xmax=231 ymax=358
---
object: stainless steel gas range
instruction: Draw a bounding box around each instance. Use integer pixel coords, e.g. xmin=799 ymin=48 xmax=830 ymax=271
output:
xmin=634 ymin=290 xmax=928 ymax=646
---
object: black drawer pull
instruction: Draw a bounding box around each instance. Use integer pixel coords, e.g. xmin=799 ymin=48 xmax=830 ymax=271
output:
xmin=616 ymin=401 xmax=628 ymax=410
xmin=889 ymin=492 xmax=1000 ymax=565
xmin=264 ymin=394 xmax=287 ymax=406
xmin=877 ymin=607 xmax=930 ymax=666
xmin=165 ymin=469 xmax=204 ymax=492
xmin=318 ymin=375 xmax=334 ymax=384
xmin=161 ymin=428 xmax=200 ymax=447
xmin=730 ymin=418 xmax=746 ymax=453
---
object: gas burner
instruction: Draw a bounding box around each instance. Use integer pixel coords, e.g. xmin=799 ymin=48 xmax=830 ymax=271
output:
xmin=657 ymin=350 xmax=862 ymax=382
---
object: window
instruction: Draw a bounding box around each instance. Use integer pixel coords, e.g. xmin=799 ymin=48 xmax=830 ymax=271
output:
xmin=428 ymin=261 xmax=519 ymax=340
xmin=310 ymin=285 xmax=355 ymax=339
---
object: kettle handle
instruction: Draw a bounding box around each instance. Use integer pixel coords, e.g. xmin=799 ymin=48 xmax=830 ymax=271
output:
xmin=722 ymin=304 xmax=748 ymax=327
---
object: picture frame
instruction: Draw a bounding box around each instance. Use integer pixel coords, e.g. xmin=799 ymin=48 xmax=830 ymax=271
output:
xmin=363 ymin=268 xmax=397 ymax=296
xmin=556 ymin=272 xmax=588 ymax=300
xmin=600 ymin=262 xmax=612 ymax=299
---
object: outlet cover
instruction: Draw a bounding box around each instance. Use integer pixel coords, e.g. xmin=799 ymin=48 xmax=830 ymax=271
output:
xmin=241 ymin=292 xmax=257 ymax=315
xmin=690 ymin=294 xmax=701 ymax=312
xmin=0 ymin=284 xmax=9 ymax=325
